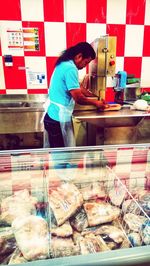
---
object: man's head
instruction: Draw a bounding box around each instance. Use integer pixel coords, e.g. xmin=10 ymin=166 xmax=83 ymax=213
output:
xmin=73 ymin=52 xmax=93 ymax=69
xmin=56 ymin=42 xmax=96 ymax=68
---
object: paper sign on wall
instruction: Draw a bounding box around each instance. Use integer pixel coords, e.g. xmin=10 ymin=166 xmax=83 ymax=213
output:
xmin=7 ymin=29 xmax=23 ymax=49
xmin=27 ymin=70 xmax=46 ymax=85
xmin=23 ymin=28 xmax=40 ymax=51
xmin=7 ymin=28 xmax=40 ymax=51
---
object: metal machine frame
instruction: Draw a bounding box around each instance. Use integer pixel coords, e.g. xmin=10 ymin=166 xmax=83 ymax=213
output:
xmin=89 ymin=35 xmax=117 ymax=100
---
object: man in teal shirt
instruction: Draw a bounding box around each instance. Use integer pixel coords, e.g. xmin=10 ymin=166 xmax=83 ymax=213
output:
xmin=44 ymin=42 xmax=108 ymax=147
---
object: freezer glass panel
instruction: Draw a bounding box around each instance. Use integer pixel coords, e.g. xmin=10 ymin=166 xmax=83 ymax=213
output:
xmin=0 ymin=145 xmax=150 ymax=265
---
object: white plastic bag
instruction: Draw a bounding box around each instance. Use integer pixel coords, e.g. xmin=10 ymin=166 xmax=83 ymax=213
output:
xmin=40 ymin=98 xmax=50 ymax=123
xmin=58 ymin=98 xmax=75 ymax=147
xmin=133 ymin=99 xmax=149 ymax=111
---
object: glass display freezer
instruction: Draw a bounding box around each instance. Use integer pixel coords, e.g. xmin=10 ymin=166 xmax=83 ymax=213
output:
xmin=0 ymin=144 xmax=150 ymax=266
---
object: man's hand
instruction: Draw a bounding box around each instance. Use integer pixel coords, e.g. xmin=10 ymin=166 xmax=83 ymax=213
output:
xmin=95 ymin=99 xmax=110 ymax=110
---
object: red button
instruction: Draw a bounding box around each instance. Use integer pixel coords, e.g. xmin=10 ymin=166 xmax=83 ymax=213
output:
xmin=109 ymin=60 xmax=115 ymax=66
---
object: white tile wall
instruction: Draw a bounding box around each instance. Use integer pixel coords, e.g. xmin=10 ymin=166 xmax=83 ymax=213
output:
xmin=44 ymin=22 xmax=66 ymax=56
xmin=125 ymin=25 xmax=144 ymax=56
xmin=145 ymin=0 xmax=150 ymax=25
xmin=86 ymin=23 xmax=106 ymax=43
xmin=141 ymin=57 xmax=150 ymax=87
xmin=20 ymin=0 xmax=44 ymax=21
xmin=25 ymin=56 xmax=47 ymax=89
xmin=0 ymin=21 xmax=24 ymax=56
xmin=64 ymin=0 xmax=86 ymax=23
xmin=107 ymin=0 xmax=127 ymax=24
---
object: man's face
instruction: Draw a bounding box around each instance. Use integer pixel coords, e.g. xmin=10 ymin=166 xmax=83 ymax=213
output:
xmin=74 ymin=54 xmax=93 ymax=69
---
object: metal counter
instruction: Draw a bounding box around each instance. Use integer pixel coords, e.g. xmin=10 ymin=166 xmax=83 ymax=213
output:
xmin=0 ymin=94 xmax=46 ymax=134
xmin=0 ymin=103 xmax=44 ymax=113
xmin=73 ymin=106 xmax=150 ymax=145
xmin=73 ymin=106 xmax=149 ymax=127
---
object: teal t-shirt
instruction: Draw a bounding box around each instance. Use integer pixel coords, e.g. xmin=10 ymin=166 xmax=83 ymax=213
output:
xmin=47 ymin=60 xmax=80 ymax=121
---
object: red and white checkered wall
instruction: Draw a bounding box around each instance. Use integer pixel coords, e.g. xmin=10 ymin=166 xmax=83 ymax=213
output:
xmin=0 ymin=0 xmax=150 ymax=96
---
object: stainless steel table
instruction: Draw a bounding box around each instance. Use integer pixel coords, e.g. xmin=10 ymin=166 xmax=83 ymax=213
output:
xmin=73 ymin=106 xmax=149 ymax=127
xmin=73 ymin=106 xmax=150 ymax=145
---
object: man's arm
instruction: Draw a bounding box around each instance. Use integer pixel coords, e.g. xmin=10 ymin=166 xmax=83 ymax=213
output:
xmin=70 ymin=89 xmax=108 ymax=110
xmin=80 ymin=74 xmax=94 ymax=97
xmin=80 ymin=85 xmax=95 ymax=97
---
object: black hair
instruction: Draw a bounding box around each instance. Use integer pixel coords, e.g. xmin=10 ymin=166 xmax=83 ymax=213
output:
xmin=55 ymin=42 xmax=96 ymax=66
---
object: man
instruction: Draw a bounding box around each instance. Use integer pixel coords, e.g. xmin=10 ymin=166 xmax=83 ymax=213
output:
xmin=44 ymin=42 xmax=108 ymax=148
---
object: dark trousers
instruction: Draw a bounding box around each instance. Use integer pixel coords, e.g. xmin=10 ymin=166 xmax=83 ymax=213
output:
xmin=44 ymin=113 xmax=65 ymax=148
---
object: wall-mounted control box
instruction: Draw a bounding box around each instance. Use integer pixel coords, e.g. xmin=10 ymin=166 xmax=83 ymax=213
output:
xmin=4 ymin=55 xmax=13 ymax=66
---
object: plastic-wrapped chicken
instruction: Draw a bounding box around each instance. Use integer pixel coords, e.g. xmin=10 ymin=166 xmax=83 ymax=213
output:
xmin=128 ymin=232 xmax=142 ymax=247
xmin=123 ymin=213 xmax=147 ymax=232
xmin=8 ymin=248 xmax=27 ymax=265
xmin=78 ymin=233 xmax=110 ymax=255
xmin=79 ymin=182 xmax=106 ymax=201
xmin=51 ymin=236 xmax=80 ymax=258
xmin=51 ymin=221 xmax=73 ymax=237
xmin=12 ymin=215 xmax=49 ymax=261
xmin=49 ymin=183 xmax=83 ymax=226
xmin=109 ymin=187 xmax=126 ymax=207
xmin=0 ymin=227 xmax=16 ymax=264
xmin=139 ymin=193 xmax=150 ymax=216
xmin=122 ymin=199 xmax=141 ymax=215
xmin=140 ymin=219 xmax=150 ymax=245
xmin=82 ymin=224 xmax=125 ymax=244
xmin=70 ymin=207 xmax=88 ymax=232
xmin=1 ymin=189 xmax=37 ymax=225
xmin=84 ymin=201 xmax=120 ymax=226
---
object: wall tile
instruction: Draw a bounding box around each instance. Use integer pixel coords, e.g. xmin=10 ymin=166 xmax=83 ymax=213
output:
xmin=145 ymin=0 xmax=150 ymax=25
xmin=141 ymin=57 xmax=150 ymax=87
xmin=66 ymin=23 xmax=86 ymax=47
xmin=143 ymin=25 xmax=150 ymax=56
xmin=24 ymin=56 xmax=47 ymax=89
xmin=87 ymin=0 xmax=106 ymax=23
xmin=86 ymin=23 xmax=106 ymax=43
xmin=3 ymin=56 xmax=26 ymax=89
xmin=126 ymin=0 xmax=146 ymax=25
xmin=0 ymin=0 xmax=21 ymax=21
xmin=44 ymin=0 xmax=64 ymax=22
xmin=124 ymin=57 xmax=142 ymax=77
xmin=44 ymin=22 xmax=66 ymax=56
xmin=125 ymin=25 xmax=144 ymax=56
xmin=65 ymin=0 xmax=86 ymax=23
xmin=21 ymin=0 xmax=44 ymax=22
xmin=107 ymin=0 xmax=127 ymax=24
xmin=0 ymin=21 xmax=24 ymax=56
xmin=107 ymin=24 xmax=126 ymax=56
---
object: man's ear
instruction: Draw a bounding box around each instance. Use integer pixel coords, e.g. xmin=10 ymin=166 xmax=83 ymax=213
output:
xmin=75 ymin=53 xmax=83 ymax=60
